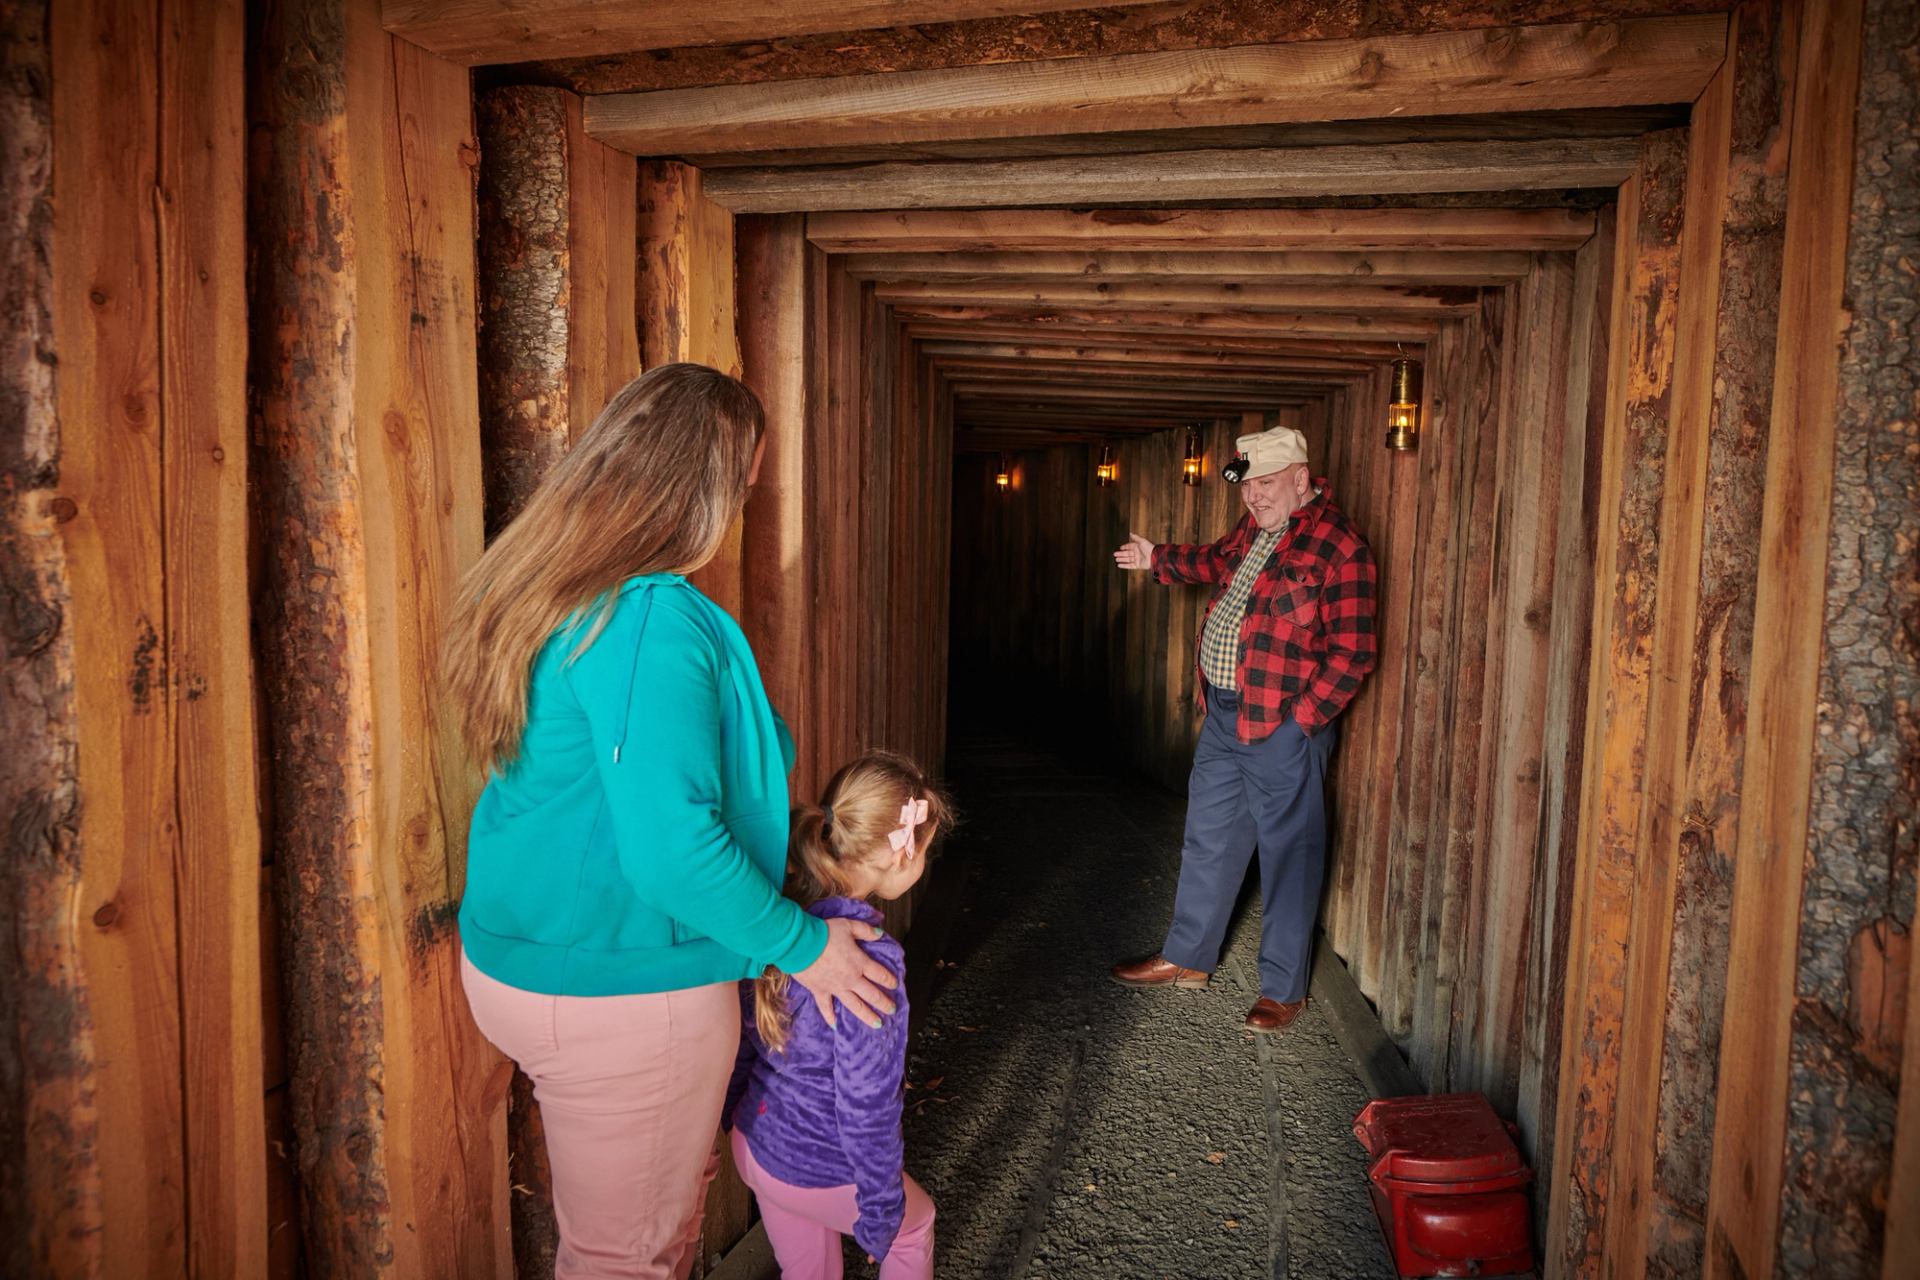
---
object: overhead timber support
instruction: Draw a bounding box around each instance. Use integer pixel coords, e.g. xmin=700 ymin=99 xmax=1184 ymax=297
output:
xmin=582 ymin=16 xmax=1729 ymax=155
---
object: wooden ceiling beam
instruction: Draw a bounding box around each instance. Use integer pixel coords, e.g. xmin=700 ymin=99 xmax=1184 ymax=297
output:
xmin=875 ymin=279 xmax=1482 ymax=314
xmin=916 ymin=342 xmax=1378 ymax=373
xmin=889 ymin=305 xmax=1443 ymax=342
xmin=686 ymin=107 xmax=1686 ymax=169
xmin=844 ymin=249 xmax=1532 ymax=286
xmin=584 ymin=15 xmax=1727 ymax=154
xmin=699 ymin=137 xmax=1642 ymax=212
xmin=932 ymin=357 xmax=1360 ymax=386
xmin=809 ymin=207 xmax=1598 ymax=253
xmin=906 ymin=325 xmax=1406 ymax=360
xmin=381 ymin=0 xmax=1166 ymax=66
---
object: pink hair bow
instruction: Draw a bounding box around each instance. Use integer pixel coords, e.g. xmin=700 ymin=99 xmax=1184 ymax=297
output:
xmin=888 ymin=798 xmax=929 ymax=858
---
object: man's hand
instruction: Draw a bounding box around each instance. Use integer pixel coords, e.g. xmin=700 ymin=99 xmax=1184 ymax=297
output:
xmin=1113 ymin=532 xmax=1155 ymax=572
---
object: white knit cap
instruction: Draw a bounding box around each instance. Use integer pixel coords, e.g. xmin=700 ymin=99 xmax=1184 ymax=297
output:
xmin=1228 ymin=426 xmax=1309 ymax=483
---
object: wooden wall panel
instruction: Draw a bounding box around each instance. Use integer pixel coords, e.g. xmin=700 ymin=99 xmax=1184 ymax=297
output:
xmin=249 ymin=1 xmax=508 ymax=1274
xmin=7 ymin=0 xmax=267 ymax=1274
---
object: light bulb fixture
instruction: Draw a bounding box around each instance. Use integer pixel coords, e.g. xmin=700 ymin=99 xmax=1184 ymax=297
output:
xmin=1095 ymin=443 xmax=1117 ymax=487
xmin=1181 ymin=428 xmax=1203 ymax=487
xmin=1386 ymin=356 xmax=1423 ymax=451
xmin=994 ymin=454 xmax=1012 ymax=493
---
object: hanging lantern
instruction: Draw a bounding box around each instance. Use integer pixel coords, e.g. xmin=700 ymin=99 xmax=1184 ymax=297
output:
xmin=1386 ymin=357 xmax=1423 ymax=451
xmin=1095 ymin=443 xmax=1117 ymax=487
xmin=1182 ymin=428 xmax=1203 ymax=486
xmin=994 ymin=453 xmax=1012 ymax=493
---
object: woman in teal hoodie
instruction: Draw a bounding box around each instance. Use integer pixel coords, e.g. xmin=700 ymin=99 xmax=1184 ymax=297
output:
xmin=444 ymin=364 xmax=895 ymax=1279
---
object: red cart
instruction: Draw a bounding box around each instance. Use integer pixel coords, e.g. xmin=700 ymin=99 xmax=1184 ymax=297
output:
xmin=1354 ymin=1093 xmax=1535 ymax=1278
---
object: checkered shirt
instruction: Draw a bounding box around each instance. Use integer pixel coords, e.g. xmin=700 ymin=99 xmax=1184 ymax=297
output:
xmin=1198 ymin=527 xmax=1281 ymax=691
xmin=1151 ymin=482 xmax=1378 ymax=743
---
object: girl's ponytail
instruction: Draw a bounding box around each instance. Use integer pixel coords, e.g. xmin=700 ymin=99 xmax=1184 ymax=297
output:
xmin=754 ymin=803 xmax=842 ymax=1054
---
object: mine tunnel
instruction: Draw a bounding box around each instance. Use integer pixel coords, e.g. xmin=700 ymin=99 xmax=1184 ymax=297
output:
xmin=6 ymin=2 xmax=1917 ymax=1279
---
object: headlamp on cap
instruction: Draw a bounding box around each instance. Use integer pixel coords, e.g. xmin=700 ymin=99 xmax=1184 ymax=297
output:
xmin=1222 ymin=454 xmax=1251 ymax=485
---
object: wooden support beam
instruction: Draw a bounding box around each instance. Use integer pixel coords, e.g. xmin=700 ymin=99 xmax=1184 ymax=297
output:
xmin=249 ymin=1 xmax=507 ymax=1272
xmin=381 ymin=0 xmax=1167 ymax=65
xmin=890 ymin=305 xmax=1443 ymax=343
xmin=640 ymin=159 xmax=746 ymax=619
xmin=843 ymin=250 xmax=1534 ymax=286
xmin=698 ymin=138 xmax=1644 ymax=213
xmin=810 ymin=207 xmax=1599 ymax=254
xmin=904 ymin=324 xmax=1407 ymax=359
xmin=1547 ymin=129 xmax=1688 ymax=1277
xmin=875 ymin=280 xmax=1482 ymax=315
xmin=584 ymin=15 xmax=1728 ymax=155
xmin=917 ymin=342 xmax=1377 ymax=374
xmin=473 ymin=80 xmax=641 ymax=1280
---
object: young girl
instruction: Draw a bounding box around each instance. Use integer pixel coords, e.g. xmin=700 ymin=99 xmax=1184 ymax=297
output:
xmin=724 ymin=752 xmax=953 ymax=1280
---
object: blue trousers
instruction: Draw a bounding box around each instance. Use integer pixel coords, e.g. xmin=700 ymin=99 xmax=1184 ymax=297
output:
xmin=1161 ymin=685 xmax=1337 ymax=1003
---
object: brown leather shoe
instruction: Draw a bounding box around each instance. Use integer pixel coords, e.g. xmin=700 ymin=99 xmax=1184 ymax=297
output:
xmin=1244 ymin=997 xmax=1306 ymax=1033
xmin=1110 ymin=954 xmax=1209 ymax=989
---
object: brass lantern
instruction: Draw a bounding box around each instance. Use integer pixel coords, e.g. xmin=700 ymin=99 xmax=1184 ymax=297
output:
xmin=994 ymin=454 xmax=1012 ymax=493
xmin=1181 ymin=428 xmax=1203 ymax=486
xmin=1095 ymin=444 xmax=1117 ymax=487
xmin=1386 ymin=357 xmax=1423 ymax=451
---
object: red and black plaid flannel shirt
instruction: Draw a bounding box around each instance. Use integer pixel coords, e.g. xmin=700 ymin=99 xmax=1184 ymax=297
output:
xmin=1151 ymin=481 xmax=1378 ymax=743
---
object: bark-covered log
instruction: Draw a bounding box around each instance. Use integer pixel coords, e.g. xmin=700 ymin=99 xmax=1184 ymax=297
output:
xmin=476 ymin=85 xmax=573 ymax=541
xmin=1648 ymin=4 xmax=1794 ymax=1272
xmin=248 ymin=1 xmax=505 ymax=1273
xmin=0 ymin=2 xmax=91 ymax=1274
xmin=1782 ymin=0 xmax=1920 ymax=1270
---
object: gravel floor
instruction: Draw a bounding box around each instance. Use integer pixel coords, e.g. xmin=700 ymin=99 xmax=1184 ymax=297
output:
xmin=861 ymin=728 xmax=1396 ymax=1280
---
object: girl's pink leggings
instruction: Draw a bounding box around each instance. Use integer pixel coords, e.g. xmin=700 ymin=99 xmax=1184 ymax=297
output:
xmin=461 ymin=952 xmax=739 ymax=1279
xmin=730 ymin=1126 xmax=937 ymax=1280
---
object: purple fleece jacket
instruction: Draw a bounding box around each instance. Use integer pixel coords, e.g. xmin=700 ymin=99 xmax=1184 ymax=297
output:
xmin=724 ymin=897 xmax=910 ymax=1259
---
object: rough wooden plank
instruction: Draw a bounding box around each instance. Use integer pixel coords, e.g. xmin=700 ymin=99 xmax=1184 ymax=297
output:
xmin=699 ymin=139 xmax=1645 ymax=214
xmin=874 ymin=279 xmax=1483 ymax=315
xmin=514 ymin=3 xmax=1727 ymax=97
xmin=1777 ymin=0 xmax=1917 ymax=1268
xmin=808 ymin=207 xmax=1599 ymax=254
xmin=248 ymin=1 xmax=508 ymax=1272
xmin=842 ymin=250 xmax=1534 ymax=286
xmin=584 ymin=16 xmax=1728 ymax=155
xmin=1545 ymin=129 xmax=1688 ymax=1278
xmin=1699 ymin=0 xmax=1868 ymax=1270
xmin=567 ymin=111 xmax=639 ymax=443
xmin=641 ymin=159 xmax=744 ymax=619
xmin=1455 ymin=255 xmax=1576 ymax=1119
xmin=49 ymin=0 xmax=187 ymax=1272
xmin=160 ymin=0 xmax=270 ymax=1273
xmin=383 ymin=0 xmax=1167 ymax=65
xmin=889 ymin=305 xmax=1443 ymax=343
xmin=1520 ymin=208 xmax=1614 ymax=1247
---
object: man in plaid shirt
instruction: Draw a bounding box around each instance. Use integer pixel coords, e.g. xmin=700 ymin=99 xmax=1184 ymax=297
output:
xmin=1109 ymin=425 xmax=1377 ymax=1033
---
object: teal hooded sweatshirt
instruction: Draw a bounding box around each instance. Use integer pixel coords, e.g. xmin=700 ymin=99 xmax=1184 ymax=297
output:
xmin=458 ymin=574 xmax=828 ymax=996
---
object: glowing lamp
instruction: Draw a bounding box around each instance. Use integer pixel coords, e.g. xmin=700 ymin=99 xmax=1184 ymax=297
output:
xmin=1095 ymin=444 xmax=1117 ymax=487
xmin=995 ymin=454 xmax=1012 ymax=493
xmin=1386 ymin=357 xmax=1423 ymax=451
xmin=1182 ymin=428 xmax=1203 ymax=487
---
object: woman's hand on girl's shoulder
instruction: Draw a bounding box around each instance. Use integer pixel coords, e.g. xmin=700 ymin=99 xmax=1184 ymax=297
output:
xmin=793 ymin=915 xmax=898 ymax=1030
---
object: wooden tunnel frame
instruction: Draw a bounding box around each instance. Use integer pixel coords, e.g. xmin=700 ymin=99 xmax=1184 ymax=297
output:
xmin=4 ymin=1 xmax=1916 ymax=1278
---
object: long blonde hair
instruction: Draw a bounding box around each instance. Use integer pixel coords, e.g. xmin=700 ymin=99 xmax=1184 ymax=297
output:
xmin=756 ymin=752 xmax=954 ymax=1053
xmin=443 ymin=363 xmax=765 ymax=775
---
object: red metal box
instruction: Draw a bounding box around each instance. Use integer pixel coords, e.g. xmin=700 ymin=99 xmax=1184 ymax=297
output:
xmin=1353 ymin=1093 xmax=1535 ymax=1278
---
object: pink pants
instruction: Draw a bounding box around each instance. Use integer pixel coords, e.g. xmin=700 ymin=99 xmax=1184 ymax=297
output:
xmin=730 ymin=1126 xmax=936 ymax=1280
xmin=461 ymin=952 xmax=740 ymax=1280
